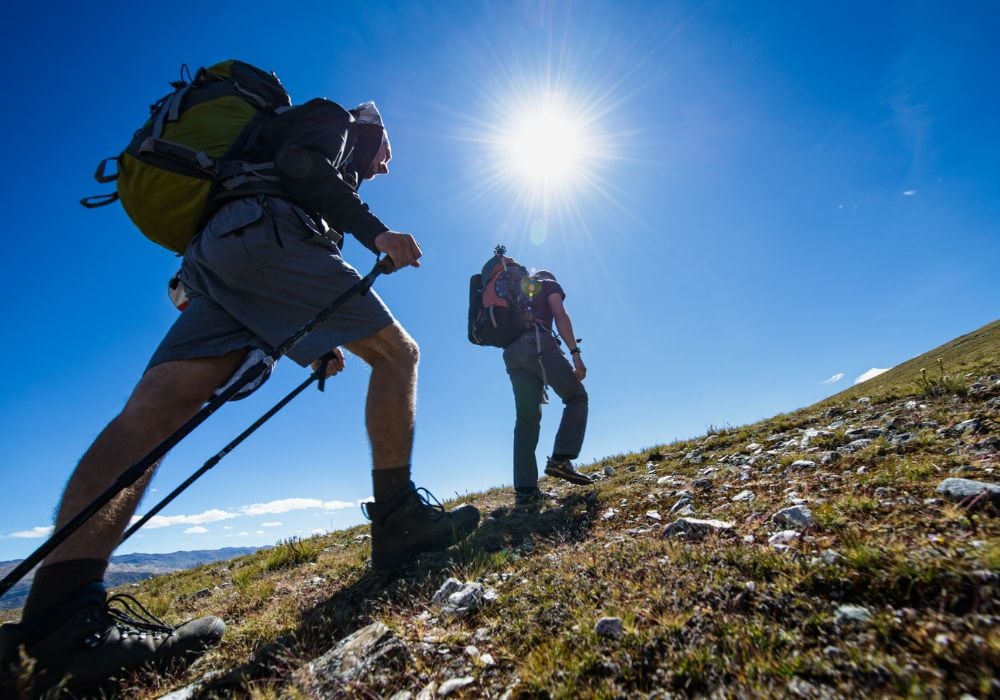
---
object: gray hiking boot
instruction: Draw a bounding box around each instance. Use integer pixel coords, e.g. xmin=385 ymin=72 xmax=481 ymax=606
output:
xmin=363 ymin=485 xmax=480 ymax=570
xmin=544 ymin=458 xmax=593 ymax=485
xmin=0 ymin=583 xmax=224 ymax=697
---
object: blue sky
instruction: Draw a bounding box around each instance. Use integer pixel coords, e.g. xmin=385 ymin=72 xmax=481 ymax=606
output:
xmin=1 ymin=1 xmax=998 ymax=561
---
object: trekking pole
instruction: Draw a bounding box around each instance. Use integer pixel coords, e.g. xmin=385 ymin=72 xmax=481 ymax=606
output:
xmin=0 ymin=257 xmax=392 ymax=598
xmin=119 ymin=351 xmax=336 ymax=544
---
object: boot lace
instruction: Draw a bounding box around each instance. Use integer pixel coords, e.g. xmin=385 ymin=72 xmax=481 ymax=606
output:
xmin=104 ymin=593 xmax=176 ymax=638
xmin=361 ymin=486 xmax=449 ymax=522
xmin=414 ymin=487 xmax=447 ymax=521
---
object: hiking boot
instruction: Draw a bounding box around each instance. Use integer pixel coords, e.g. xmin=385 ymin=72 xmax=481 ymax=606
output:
xmin=514 ymin=488 xmax=555 ymax=509
xmin=544 ymin=458 xmax=593 ymax=485
xmin=0 ymin=583 xmax=224 ymax=697
xmin=363 ymin=485 xmax=480 ymax=570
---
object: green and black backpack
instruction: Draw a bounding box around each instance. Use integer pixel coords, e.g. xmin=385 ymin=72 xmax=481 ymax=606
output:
xmin=82 ymin=60 xmax=291 ymax=254
xmin=468 ymin=245 xmax=546 ymax=348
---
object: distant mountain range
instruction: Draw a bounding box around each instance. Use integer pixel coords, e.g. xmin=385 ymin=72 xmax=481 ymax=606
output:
xmin=0 ymin=546 xmax=261 ymax=611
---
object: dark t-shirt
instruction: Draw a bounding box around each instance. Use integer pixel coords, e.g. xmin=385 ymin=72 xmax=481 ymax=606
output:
xmin=525 ymin=279 xmax=565 ymax=330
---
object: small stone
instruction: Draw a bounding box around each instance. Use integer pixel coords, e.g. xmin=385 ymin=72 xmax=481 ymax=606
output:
xmin=295 ymin=622 xmax=408 ymax=692
xmin=843 ymin=438 xmax=874 ymax=453
xmin=464 ymin=645 xmax=480 ymax=658
xmin=656 ymin=475 xmax=674 ymax=485
xmin=604 ymin=465 xmax=616 ymax=476
xmin=439 ymin=582 xmax=491 ymax=618
xmin=432 ymin=578 xmax=464 ymax=606
xmin=602 ymin=508 xmax=618 ymax=520
xmin=645 ymin=510 xmax=662 ymax=521
xmin=693 ymin=478 xmax=713 ymax=490
xmin=479 ymin=653 xmax=495 ymax=666
xmin=821 ymin=549 xmax=843 ymax=565
xmin=955 ymin=419 xmax=983 ymax=434
xmin=834 ymin=604 xmax=872 ymax=625
xmin=669 ymin=497 xmax=692 ymax=514
xmin=732 ymin=490 xmax=755 ymax=502
xmin=789 ymin=460 xmax=817 ymax=470
xmin=595 ymin=616 xmax=624 ymax=639
xmin=857 ymin=396 xmax=871 ymax=404
xmin=771 ymin=506 xmax=815 ymax=530
xmin=820 ymin=451 xmax=840 ymax=465
xmin=904 ymin=400 xmax=918 ymax=410
xmin=935 ymin=478 xmax=1000 ymax=504
xmin=768 ymin=530 xmax=799 ymax=546
xmin=438 ymin=677 xmax=475 ymax=697
xmin=662 ymin=517 xmax=734 ymax=541
xmin=933 ymin=634 xmax=951 ymax=647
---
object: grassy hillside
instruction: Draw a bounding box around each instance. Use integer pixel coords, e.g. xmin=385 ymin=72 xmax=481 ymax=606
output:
xmin=3 ymin=319 xmax=998 ymax=698
xmin=822 ymin=318 xmax=1000 ymax=404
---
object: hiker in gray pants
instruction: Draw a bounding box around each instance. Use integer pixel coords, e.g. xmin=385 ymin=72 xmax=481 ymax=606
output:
xmin=503 ymin=271 xmax=591 ymax=508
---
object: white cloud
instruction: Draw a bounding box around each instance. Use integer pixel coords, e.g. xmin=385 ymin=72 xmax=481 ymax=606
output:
xmin=255 ymin=530 xmax=266 ymax=535
xmin=902 ymin=190 xmax=916 ymax=196
xmin=855 ymin=367 xmax=890 ymax=384
xmin=122 ymin=497 xmax=363 ymax=533
xmin=222 ymin=526 xmax=234 ymax=530
xmin=239 ymin=498 xmax=358 ymax=516
xmin=129 ymin=508 xmax=238 ymax=530
xmin=821 ymin=373 xmax=845 ymax=385
xmin=184 ymin=526 xmax=209 ymax=534
xmin=238 ymin=531 xmax=250 ymax=536
xmin=9 ymin=526 xmax=54 ymax=539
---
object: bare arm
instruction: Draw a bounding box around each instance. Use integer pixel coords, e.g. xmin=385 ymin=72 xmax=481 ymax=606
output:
xmin=549 ymin=293 xmax=586 ymax=381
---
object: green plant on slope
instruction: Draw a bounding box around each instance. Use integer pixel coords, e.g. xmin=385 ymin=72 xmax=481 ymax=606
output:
xmin=915 ymin=358 xmax=967 ymax=397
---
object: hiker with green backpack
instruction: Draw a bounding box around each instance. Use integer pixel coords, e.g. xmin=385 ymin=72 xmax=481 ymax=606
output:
xmin=0 ymin=61 xmax=479 ymax=696
xmin=469 ymin=246 xmax=591 ymax=509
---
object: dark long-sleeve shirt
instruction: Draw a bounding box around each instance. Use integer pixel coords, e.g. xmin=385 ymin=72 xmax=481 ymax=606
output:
xmin=231 ymin=98 xmax=389 ymax=253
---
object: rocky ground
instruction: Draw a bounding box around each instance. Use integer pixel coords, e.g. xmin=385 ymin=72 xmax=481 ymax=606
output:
xmin=3 ymin=334 xmax=998 ymax=699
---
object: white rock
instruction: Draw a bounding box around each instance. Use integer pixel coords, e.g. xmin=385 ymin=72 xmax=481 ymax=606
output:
xmin=768 ymin=530 xmax=800 ymax=546
xmin=479 ymin=653 xmax=495 ymax=666
xmin=432 ymin=578 xmax=464 ymax=606
xmin=662 ymin=517 xmax=735 ymax=540
xmin=602 ymin=508 xmax=618 ymax=520
xmin=732 ymin=490 xmax=755 ymax=502
xmin=771 ymin=505 xmax=815 ymax=530
xmin=438 ymin=677 xmax=474 ymax=697
xmin=789 ymin=460 xmax=817 ymax=470
xmin=834 ymin=604 xmax=872 ymax=625
xmin=645 ymin=510 xmax=662 ymax=521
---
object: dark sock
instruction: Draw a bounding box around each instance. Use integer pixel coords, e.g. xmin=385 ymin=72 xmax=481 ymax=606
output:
xmin=22 ymin=559 xmax=108 ymax=624
xmin=516 ymin=486 xmax=540 ymax=494
xmin=550 ymin=454 xmax=573 ymax=463
xmin=372 ymin=465 xmax=413 ymax=502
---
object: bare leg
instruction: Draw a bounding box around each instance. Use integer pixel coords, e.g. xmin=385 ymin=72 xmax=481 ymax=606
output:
xmin=344 ymin=322 xmax=419 ymax=470
xmin=45 ymin=351 xmax=245 ymax=565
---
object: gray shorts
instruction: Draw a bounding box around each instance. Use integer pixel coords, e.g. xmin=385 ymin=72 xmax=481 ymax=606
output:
xmin=149 ymin=196 xmax=394 ymax=370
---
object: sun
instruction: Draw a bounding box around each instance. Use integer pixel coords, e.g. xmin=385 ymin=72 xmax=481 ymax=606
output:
xmin=501 ymin=98 xmax=590 ymax=185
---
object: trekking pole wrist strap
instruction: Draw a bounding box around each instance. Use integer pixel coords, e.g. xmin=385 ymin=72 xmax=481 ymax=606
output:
xmin=570 ymin=347 xmax=581 ymax=355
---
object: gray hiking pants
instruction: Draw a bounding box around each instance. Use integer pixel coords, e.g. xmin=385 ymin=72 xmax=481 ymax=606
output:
xmin=503 ymin=330 xmax=588 ymax=489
